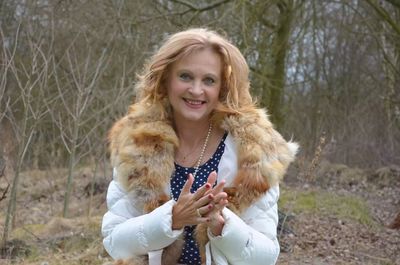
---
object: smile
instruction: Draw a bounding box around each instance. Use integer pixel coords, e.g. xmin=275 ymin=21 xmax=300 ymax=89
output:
xmin=183 ymin=98 xmax=206 ymax=105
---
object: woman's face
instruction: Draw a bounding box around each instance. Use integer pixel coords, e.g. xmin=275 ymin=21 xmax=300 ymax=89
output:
xmin=166 ymin=48 xmax=222 ymax=124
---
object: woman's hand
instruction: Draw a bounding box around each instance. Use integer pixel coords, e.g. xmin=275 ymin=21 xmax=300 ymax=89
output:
xmin=203 ymin=173 xmax=228 ymax=236
xmin=172 ymin=173 xmax=214 ymax=229
xmin=172 ymin=171 xmax=228 ymax=231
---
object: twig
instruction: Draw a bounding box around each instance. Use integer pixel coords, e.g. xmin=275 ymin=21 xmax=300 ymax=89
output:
xmin=170 ymin=0 xmax=230 ymax=12
xmin=21 ymin=227 xmax=42 ymax=241
xmin=0 ymin=159 xmax=8 ymax=203
xmin=0 ymin=163 xmax=5 ymax=178
xmin=0 ymin=184 xmax=9 ymax=202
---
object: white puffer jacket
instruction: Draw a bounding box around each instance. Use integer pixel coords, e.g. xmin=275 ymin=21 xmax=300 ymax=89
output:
xmin=102 ymin=134 xmax=280 ymax=265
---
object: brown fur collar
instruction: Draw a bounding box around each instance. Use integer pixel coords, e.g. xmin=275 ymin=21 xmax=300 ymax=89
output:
xmin=108 ymin=102 xmax=298 ymax=264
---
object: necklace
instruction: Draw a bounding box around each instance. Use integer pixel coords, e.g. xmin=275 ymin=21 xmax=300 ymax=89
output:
xmin=192 ymin=123 xmax=213 ymax=178
xmin=170 ymin=124 xmax=213 ymax=199
xmin=177 ymin=146 xmax=200 ymax=162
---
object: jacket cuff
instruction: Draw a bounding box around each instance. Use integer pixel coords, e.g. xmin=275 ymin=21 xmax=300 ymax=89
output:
xmin=207 ymin=208 xmax=250 ymax=257
xmin=207 ymin=208 xmax=279 ymax=265
xmin=104 ymin=199 xmax=183 ymax=259
xmin=143 ymin=199 xmax=184 ymax=243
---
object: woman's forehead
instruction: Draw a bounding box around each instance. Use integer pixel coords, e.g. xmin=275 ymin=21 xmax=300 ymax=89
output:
xmin=171 ymin=48 xmax=223 ymax=75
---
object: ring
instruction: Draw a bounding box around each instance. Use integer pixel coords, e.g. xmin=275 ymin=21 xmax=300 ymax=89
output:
xmin=196 ymin=209 xmax=202 ymax=217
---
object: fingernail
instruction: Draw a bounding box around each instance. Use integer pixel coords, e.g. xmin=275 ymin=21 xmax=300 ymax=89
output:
xmin=208 ymin=194 xmax=213 ymax=199
xmin=208 ymin=204 xmax=213 ymax=209
xmin=205 ymin=183 xmax=211 ymax=189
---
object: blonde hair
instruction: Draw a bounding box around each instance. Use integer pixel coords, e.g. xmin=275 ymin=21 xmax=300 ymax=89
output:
xmin=135 ymin=28 xmax=255 ymax=117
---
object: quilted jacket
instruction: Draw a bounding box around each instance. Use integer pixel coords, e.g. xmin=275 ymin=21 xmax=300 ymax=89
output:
xmin=102 ymin=102 xmax=298 ymax=265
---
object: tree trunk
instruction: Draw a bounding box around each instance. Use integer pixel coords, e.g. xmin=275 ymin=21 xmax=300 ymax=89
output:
xmin=0 ymin=118 xmax=16 ymax=185
xmin=263 ymin=0 xmax=295 ymax=130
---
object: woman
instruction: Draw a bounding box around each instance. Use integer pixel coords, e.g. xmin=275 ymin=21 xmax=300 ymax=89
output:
xmin=102 ymin=28 xmax=298 ymax=265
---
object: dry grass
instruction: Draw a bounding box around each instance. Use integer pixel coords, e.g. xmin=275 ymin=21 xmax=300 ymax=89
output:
xmin=279 ymin=188 xmax=376 ymax=227
xmin=1 ymin=159 xmax=399 ymax=264
xmin=1 ymin=216 xmax=112 ymax=265
xmin=0 ymin=166 xmax=111 ymax=265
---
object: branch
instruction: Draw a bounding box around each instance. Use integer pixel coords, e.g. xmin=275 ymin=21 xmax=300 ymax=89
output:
xmin=365 ymin=0 xmax=400 ymax=36
xmin=52 ymin=57 xmax=74 ymax=118
xmin=385 ymin=0 xmax=400 ymax=9
xmin=170 ymin=0 xmax=197 ymax=10
xmin=343 ymin=0 xmax=400 ymax=77
xmin=0 ymin=163 xmax=4 ymax=178
xmin=260 ymin=17 xmax=277 ymax=29
xmin=0 ymin=184 xmax=9 ymax=202
xmin=170 ymin=0 xmax=231 ymax=12
xmin=198 ymin=0 xmax=231 ymax=12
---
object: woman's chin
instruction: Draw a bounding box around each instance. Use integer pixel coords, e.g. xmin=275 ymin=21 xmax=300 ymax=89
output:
xmin=175 ymin=111 xmax=210 ymax=123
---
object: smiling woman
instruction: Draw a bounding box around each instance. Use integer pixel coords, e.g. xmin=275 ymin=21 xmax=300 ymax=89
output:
xmin=167 ymin=48 xmax=222 ymax=126
xmin=102 ymin=28 xmax=298 ymax=265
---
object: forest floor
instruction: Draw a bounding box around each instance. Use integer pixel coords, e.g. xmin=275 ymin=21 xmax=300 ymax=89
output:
xmin=278 ymin=160 xmax=400 ymax=265
xmin=0 ymin=160 xmax=399 ymax=265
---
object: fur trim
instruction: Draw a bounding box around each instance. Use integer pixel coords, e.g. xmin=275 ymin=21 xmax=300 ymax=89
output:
xmin=108 ymin=103 xmax=177 ymax=209
xmin=113 ymin=238 xmax=184 ymax=265
xmin=108 ymin=102 xmax=298 ymax=263
xmin=220 ymin=108 xmax=298 ymax=212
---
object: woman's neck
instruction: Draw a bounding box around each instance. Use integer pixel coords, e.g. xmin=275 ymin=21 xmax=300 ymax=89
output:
xmin=174 ymin=119 xmax=211 ymax=149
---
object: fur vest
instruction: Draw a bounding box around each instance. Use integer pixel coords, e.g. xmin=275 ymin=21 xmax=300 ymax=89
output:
xmin=108 ymin=102 xmax=298 ymax=264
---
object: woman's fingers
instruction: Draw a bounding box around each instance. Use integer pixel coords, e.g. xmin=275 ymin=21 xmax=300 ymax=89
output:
xmin=174 ymin=173 xmax=229 ymax=227
xmin=194 ymin=181 xmax=226 ymax=207
xmin=204 ymin=172 xmax=217 ymax=196
xmin=214 ymin=198 xmax=228 ymax=211
xmin=195 ymin=192 xmax=215 ymax=210
xmin=211 ymin=179 xmax=226 ymax=196
xmin=206 ymin=171 xmax=217 ymax=186
xmin=175 ymin=172 xmax=229 ymax=227
xmin=197 ymin=203 xmax=214 ymax=217
xmin=197 ymin=194 xmax=228 ymax=218
xmin=192 ymin=181 xmax=212 ymax=201
xmin=213 ymin=191 xmax=227 ymax=203
xmin=180 ymin=173 xmax=194 ymax=194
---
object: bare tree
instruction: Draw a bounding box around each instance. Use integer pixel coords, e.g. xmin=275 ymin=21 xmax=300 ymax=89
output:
xmin=364 ymin=0 xmax=400 ymax=153
xmin=1 ymin=24 xmax=52 ymax=245
xmin=47 ymin=39 xmax=111 ymax=218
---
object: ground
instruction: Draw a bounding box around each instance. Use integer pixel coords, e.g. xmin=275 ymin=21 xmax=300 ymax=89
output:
xmin=278 ymin=161 xmax=400 ymax=265
xmin=0 ymin=160 xmax=399 ymax=265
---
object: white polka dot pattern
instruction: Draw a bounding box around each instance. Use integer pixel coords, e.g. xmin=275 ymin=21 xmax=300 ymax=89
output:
xmin=171 ymin=133 xmax=228 ymax=264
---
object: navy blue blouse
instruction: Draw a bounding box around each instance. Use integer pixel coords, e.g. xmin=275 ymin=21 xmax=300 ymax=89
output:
xmin=170 ymin=133 xmax=228 ymax=265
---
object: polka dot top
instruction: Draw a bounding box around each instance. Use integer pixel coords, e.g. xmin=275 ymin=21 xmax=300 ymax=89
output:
xmin=171 ymin=132 xmax=228 ymax=265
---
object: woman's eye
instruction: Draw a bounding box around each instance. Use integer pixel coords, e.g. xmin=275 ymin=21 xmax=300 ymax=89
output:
xmin=204 ymin=77 xmax=215 ymax=85
xmin=179 ymin=73 xmax=191 ymax=81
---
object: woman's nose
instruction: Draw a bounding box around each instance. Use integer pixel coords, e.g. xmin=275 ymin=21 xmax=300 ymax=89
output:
xmin=188 ymin=80 xmax=204 ymax=95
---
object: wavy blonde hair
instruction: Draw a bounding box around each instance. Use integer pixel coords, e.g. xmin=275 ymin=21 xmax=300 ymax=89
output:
xmin=135 ymin=28 xmax=255 ymax=117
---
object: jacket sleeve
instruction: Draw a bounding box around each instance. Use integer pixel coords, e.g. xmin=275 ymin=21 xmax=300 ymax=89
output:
xmin=208 ymin=185 xmax=280 ymax=265
xmin=101 ymin=179 xmax=183 ymax=260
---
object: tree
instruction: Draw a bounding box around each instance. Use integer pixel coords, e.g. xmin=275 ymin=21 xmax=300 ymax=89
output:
xmin=364 ymin=0 xmax=400 ymax=154
xmin=265 ymin=0 xmax=297 ymax=129
xmin=48 ymin=39 xmax=111 ymax=218
xmin=1 ymin=23 xmax=52 ymax=245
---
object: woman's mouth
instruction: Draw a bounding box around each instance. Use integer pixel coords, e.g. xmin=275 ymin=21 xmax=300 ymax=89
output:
xmin=183 ymin=98 xmax=206 ymax=106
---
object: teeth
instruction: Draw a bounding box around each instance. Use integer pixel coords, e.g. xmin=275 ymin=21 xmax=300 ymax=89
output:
xmin=185 ymin=99 xmax=203 ymax=105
